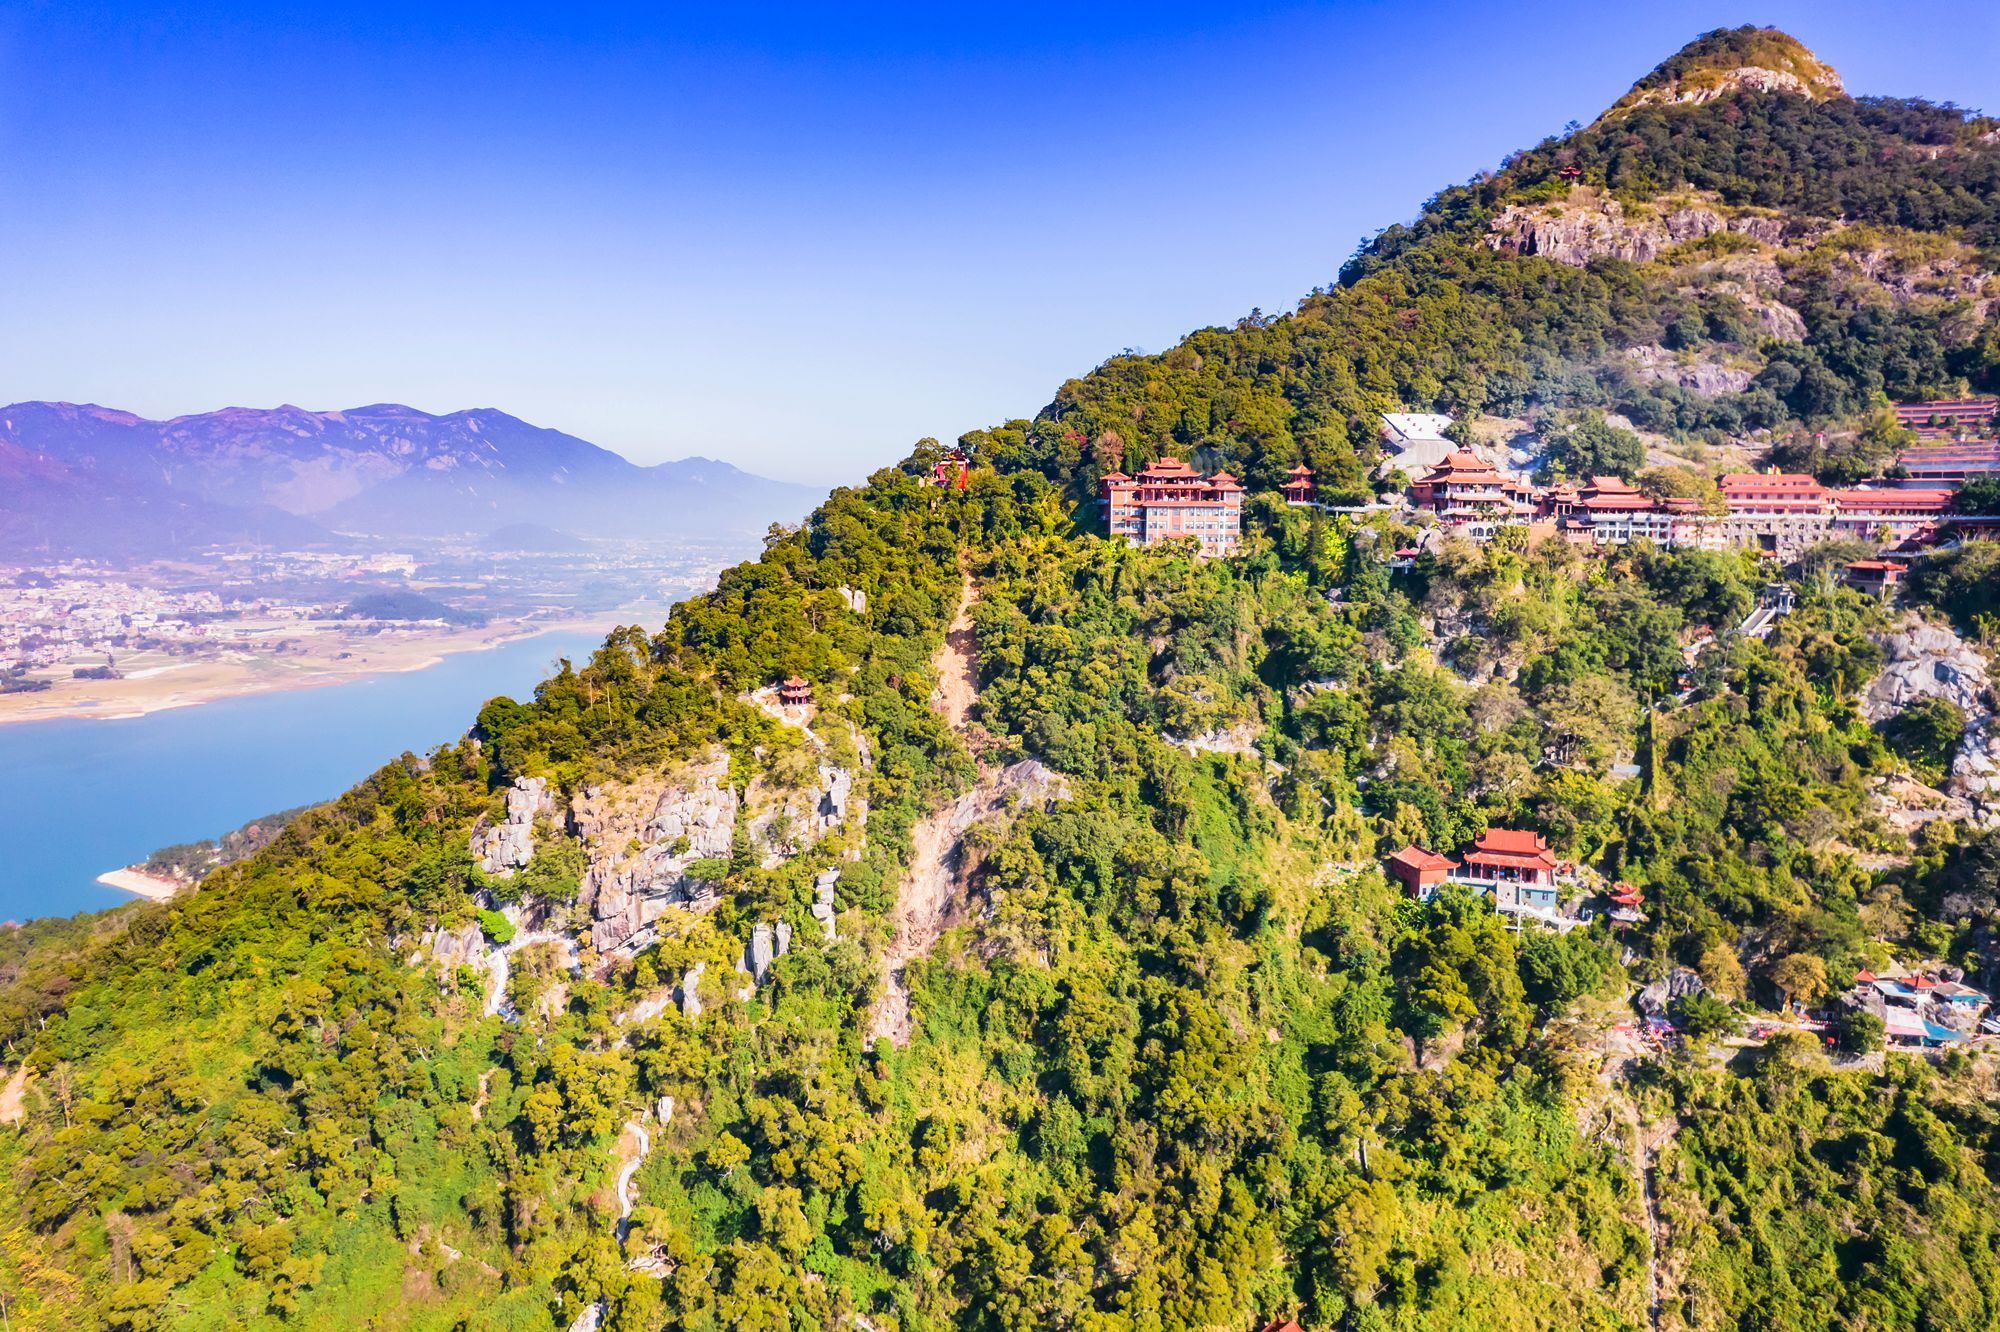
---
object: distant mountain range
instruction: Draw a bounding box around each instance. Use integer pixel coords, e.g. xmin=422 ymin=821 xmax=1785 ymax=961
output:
xmin=0 ymin=402 xmax=818 ymax=557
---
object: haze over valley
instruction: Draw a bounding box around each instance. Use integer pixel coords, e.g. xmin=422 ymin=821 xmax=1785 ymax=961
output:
xmin=0 ymin=402 xmax=817 ymax=722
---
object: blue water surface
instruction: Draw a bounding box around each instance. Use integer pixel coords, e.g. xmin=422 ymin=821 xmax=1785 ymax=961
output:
xmin=0 ymin=629 xmax=607 ymax=922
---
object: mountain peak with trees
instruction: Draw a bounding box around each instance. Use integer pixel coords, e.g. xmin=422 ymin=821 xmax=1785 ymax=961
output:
xmin=4 ymin=29 xmax=2000 ymax=1332
xmin=1604 ymin=26 xmax=1846 ymax=119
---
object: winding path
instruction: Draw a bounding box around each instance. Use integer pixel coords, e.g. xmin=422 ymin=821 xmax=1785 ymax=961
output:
xmin=614 ymin=1117 xmax=651 ymax=1245
xmin=469 ymin=1068 xmax=495 ymax=1122
xmin=483 ymin=929 xmax=576 ymax=1020
xmin=931 ymin=566 xmax=979 ymax=733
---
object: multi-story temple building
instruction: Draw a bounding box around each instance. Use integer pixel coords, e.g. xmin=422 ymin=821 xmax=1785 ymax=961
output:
xmin=1100 ymin=458 xmax=1246 ymax=555
xmin=1406 ymin=449 xmax=1537 ymax=537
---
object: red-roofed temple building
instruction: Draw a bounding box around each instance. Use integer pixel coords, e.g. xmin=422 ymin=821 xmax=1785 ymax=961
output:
xmin=1842 ymin=560 xmax=1906 ymax=597
xmin=1828 ymin=488 xmax=1954 ymax=542
xmin=1714 ymin=472 xmax=1830 ymax=554
xmin=1892 ymin=396 xmax=1997 ymax=440
xmin=1458 ymin=828 xmax=1562 ymax=913
xmin=1897 ymin=440 xmax=2000 ymax=485
xmin=1390 ymin=828 xmax=1566 ymax=916
xmin=1100 ymin=458 xmax=1246 ymax=556
xmin=1409 ymin=450 xmax=1538 ymax=537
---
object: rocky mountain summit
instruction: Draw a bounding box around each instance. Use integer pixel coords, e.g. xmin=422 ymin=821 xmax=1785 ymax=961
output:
xmin=1602 ymin=25 xmax=1845 ymax=119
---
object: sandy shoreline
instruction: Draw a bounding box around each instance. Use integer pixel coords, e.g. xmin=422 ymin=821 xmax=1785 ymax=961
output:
xmin=96 ymin=868 xmax=186 ymax=902
xmin=0 ymin=612 xmax=640 ymax=728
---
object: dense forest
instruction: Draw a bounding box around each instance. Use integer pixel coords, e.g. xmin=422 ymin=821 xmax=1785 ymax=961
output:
xmin=3 ymin=27 xmax=2000 ymax=1332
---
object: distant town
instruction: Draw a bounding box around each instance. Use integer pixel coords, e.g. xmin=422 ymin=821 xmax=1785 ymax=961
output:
xmin=0 ymin=533 xmax=741 ymax=722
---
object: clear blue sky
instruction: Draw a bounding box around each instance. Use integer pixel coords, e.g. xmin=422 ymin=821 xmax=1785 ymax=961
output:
xmin=2 ymin=2 xmax=1993 ymax=486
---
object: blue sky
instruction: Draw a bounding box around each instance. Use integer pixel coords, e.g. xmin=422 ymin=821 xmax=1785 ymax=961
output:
xmin=2 ymin=2 xmax=1994 ymax=486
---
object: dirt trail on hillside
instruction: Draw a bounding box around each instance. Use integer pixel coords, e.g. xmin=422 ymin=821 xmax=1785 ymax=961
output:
xmin=0 ymin=1063 xmax=28 ymax=1125
xmin=931 ymin=566 xmax=979 ymax=733
xmin=871 ymin=568 xmax=983 ymax=1047
xmin=1621 ymin=1099 xmax=1680 ymax=1332
xmin=469 ymin=1068 xmax=495 ymax=1122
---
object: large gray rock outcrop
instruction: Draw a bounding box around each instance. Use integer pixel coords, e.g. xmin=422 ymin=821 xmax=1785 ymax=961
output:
xmin=1486 ymin=195 xmax=1785 ymax=267
xmin=573 ymin=756 xmax=739 ymax=955
xmin=1622 ymin=345 xmax=1755 ymax=396
xmin=426 ymin=922 xmax=487 ymax=972
xmin=1865 ymin=623 xmax=1999 ymax=815
xmin=471 ymin=776 xmax=551 ymax=875
xmin=1636 ymin=967 xmax=1707 ymax=1020
xmin=811 ymin=869 xmax=840 ymax=940
xmin=1620 ymin=63 xmax=1844 ymax=113
xmin=817 ymin=765 xmax=855 ymax=831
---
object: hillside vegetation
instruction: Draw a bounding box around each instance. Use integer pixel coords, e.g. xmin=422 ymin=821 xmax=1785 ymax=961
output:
xmin=3 ymin=27 xmax=2000 ymax=1332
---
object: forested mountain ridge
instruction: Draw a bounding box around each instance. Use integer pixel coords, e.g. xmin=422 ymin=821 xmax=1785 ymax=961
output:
xmin=1002 ymin=26 xmax=2000 ymax=502
xmin=4 ymin=27 xmax=2000 ymax=1332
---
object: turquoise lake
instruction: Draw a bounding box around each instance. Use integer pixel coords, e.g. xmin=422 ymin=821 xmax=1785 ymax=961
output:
xmin=0 ymin=628 xmax=608 ymax=922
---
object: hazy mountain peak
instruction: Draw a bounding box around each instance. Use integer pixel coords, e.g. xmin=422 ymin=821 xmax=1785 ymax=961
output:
xmin=0 ymin=400 xmax=818 ymax=553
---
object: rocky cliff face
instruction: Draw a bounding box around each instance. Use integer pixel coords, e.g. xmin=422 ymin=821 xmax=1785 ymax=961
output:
xmin=1619 ymin=62 xmax=1843 ymax=113
xmin=572 ymin=756 xmax=740 ymax=956
xmin=1484 ymin=193 xmax=1788 ymax=267
xmin=1865 ymin=623 xmax=1999 ymax=820
xmin=742 ymin=762 xmax=859 ymax=867
xmin=470 ymin=776 xmax=551 ymax=875
xmin=1620 ymin=345 xmax=1756 ymax=397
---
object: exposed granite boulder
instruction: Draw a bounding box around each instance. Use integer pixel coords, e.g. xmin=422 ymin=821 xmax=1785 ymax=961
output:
xmin=1636 ymin=967 xmax=1707 ymax=1019
xmin=817 ymin=764 xmax=855 ymax=831
xmin=425 ymin=922 xmax=487 ymax=972
xmin=1486 ymin=194 xmax=1786 ymax=267
xmin=743 ymin=761 xmax=859 ymax=866
xmin=1864 ymin=623 xmax=1999 ymax=817
xmin=470 ymin=776 xmax=551 ymax=875
xmin=573 ymin=755 xmax=738 ymax=956
xmin=1619 ymin=62 xmax=1842 ymax=113
xmin=1621 ymin=345 xmax=1755 ymax=396
xmin=811 ymin=869 xmax=840 ymax=940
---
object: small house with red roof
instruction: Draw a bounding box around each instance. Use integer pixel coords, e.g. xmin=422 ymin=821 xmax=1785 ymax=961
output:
xmin=929 ymin=447 xmax=970 ymax=488
xmin=1387 ymin=844 xmax=1456 ymax=900
xmin=1385 ymin=828 xmax=1569 ymax=917
xmin=1605 ymin=881 xmax=1645 ymax=925
xmin=1841 ymin=560 xmax=1905 ymax=598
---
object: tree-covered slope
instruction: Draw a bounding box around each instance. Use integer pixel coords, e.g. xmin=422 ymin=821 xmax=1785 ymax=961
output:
xmin=4 ymin=27 xmax=2000 ymax=1332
